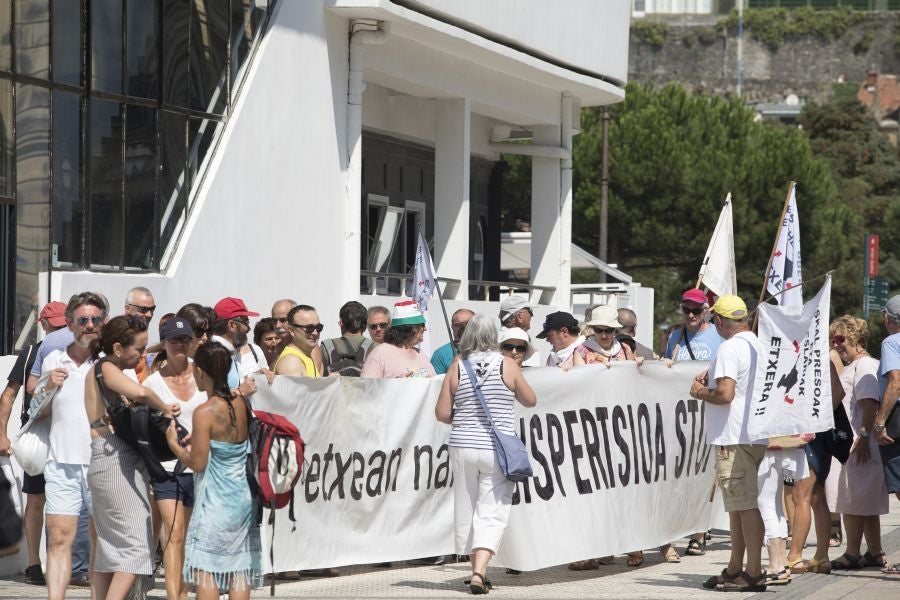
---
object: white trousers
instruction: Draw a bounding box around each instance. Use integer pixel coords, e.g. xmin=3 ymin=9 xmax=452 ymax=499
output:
xmin=450 ymin=446 xmax=514 ymax=555
xmin=757 ymin=448 xmax=809 ymax=543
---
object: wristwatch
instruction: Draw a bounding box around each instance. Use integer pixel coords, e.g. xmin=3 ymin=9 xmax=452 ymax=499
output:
xmin=858 ymin=431 xmax=871 ymax=438
xmin=873 ymin=423 xmax=886 ymax=433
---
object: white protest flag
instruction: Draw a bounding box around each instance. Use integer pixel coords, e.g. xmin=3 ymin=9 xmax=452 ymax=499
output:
xmin=698 ymin=193 xmax=736 ymax=297
xmin=766 ymin=185 xmax=803 ymax=307
xmin=748 ymin=276 xmax=834 ymax=440
xmin=412 ymin=227 xmax=438 ymax=354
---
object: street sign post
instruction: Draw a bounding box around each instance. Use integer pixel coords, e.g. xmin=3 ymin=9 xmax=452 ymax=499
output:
xmin=863 ymin=234 xmax=886 ymax=314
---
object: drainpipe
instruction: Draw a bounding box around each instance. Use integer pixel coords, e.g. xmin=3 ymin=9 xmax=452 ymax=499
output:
xmin=346 ymin=20 xmax=388 ymax=299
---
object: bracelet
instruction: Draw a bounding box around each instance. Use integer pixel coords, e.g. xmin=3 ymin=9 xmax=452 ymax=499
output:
xmin=873 ymin=424 xmax=886 ymax=433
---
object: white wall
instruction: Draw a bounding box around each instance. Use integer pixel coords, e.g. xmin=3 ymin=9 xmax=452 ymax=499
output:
xmin=400 ymin=0 xmax=631 ymax=83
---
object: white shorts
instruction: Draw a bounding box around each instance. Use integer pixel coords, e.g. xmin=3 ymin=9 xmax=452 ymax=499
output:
xmin=44 ymin=460 xmax=92 ymax=516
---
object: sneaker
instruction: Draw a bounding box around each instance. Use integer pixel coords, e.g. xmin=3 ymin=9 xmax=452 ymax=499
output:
xmin=24 ymin=564 xmax=45 ymax=585
xmin=69 ymin=572 xmax=91 ymax=587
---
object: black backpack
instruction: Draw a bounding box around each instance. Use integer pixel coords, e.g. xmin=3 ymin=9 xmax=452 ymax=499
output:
xmin=322 ymin=337 xmax=373 ymax=377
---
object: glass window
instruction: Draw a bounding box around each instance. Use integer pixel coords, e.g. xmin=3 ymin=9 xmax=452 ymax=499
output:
xmin=88 ymin=98 xmax=123 ymax=268
xmin=0 ymin=0 xmax=11 ymax=71
xmin=51 ymin=0 xmax=80 ymax=86
xmin=126 ymin=0 xmax=158 ymax=99
xmin=159 ymin=109 xmax=185 ymax=253
xmin=123 ymin=104 xmax=156 ymax=269
xmin=51 ymin=90 xmax=81 ymax=267
xmin=189 ymin=0 xmax=227 ymax=114
xmin=0 ymin=78 xmax=12 ymax=197
xmin=14 ymin=0 xmax=50 ymax=78
xmin=229 ymin=0 xmax=250 ymax=89
xmin=90 ymin=0 xmax=123 ymax=93
xmin=14 ymin=82 xmax=49 ymax=348
xmin=162 ymin=0 xmax=189 ymax=107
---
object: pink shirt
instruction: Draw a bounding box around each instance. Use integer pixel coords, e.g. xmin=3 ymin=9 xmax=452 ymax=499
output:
xmin=360 ymin=343 xmax=436 ymax=379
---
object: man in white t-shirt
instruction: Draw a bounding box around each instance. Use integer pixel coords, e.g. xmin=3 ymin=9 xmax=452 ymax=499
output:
xmin=690 ymin=294 xmax=767 ymax=592
xmin=36 ymin=292 xmax=106 ymax=600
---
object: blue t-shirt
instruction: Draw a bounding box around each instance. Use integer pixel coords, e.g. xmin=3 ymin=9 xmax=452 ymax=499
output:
xmin=664 ymin=325 xmax=723 ymax=362
xmin=29 ymin=327 xmax=75 ymax=377
xmin=430 ymin=342 xmax=457 ymax=375
xmin=878 ymin=332 xmax=900 ymax=397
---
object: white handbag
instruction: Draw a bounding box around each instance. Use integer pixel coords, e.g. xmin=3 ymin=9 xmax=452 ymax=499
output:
xmin=12 ymin=416 xmax=51 ymax=476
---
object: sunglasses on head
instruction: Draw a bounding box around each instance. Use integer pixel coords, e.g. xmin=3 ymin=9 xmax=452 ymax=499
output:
xmin=592 ymin=327 xmax=615 ymax=335
xmin=368 ymin=322 xmax=388 ymax=331
xmin=831 ymin=335 xmax=846 ymax=345
xmin=75 ymin=315 xmax=104 ymax=326
xmin=501 ymin=343 xmax=527 ymax=353
xmin=291 ymin=322 xmax=324 ymax=334
xmin=681 ymin=306 xmax=705 ymax=315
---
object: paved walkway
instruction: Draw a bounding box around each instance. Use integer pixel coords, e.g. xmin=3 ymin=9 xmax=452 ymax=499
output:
xmin=1 ymin=500 xmax=897 ymax=599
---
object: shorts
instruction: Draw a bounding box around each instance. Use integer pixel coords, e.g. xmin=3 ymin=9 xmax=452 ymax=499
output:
xmin=152 ymin=473 xmax=195 ymax=507
xmin=44 ymin=461 xmax=92 ymax=516
xmin=22 ymin=472 xmax=45 ymax=495
xmin=804 ymin=433 xmax=832 ymax=481
xmin=879 ymin=442 xmax=900 ymax=494
xmin=715 ymin=444 xmax=766 ymax=512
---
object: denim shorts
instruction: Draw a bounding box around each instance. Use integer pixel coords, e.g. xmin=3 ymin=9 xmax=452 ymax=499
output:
xmin=44 ymin=461 xmax=92 ymax=516
xmin=880 ymin=442 xmax=900 ymax=494
xmin=803 ymin=432 xmax=832 ymax=481
xmin=152 ymin=472 xmax=195 ymax=507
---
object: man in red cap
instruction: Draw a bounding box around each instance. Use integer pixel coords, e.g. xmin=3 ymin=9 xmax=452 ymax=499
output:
xmin=0 ymin=302 xmax=68 ymax=585
xmin=664 ymin=288 xmax=724 ymax=363
xmin=209 ymin=297 xmax=267 ymax=394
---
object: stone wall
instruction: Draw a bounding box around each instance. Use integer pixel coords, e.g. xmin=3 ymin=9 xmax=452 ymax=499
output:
xmin=628 ymin=13 xmax=900 ymax=103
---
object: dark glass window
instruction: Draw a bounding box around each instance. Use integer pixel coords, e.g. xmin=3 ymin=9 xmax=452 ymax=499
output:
xmin=229 ymin=0 xmax=248 ymax=89
xmin=159 ymin=110 xmax=184 ymax=253
xmin=189 ymin=0 xmax=228 ymax=114
xmin=0 ymin=0 xmax=11 ymax=71
xmin=162 ymin=0 xmax=188 ymax=107
xmin=126 ymin=0 xmax=158 ymax=99
xmin=90 ymin=0 xmax=122 ymax=93
xmin=0 ymin=79 xmax=11 ymax=197
xmin=14 ymin=0 xmax=49 ymax=78
xmin=88 ymin=98 xmax=123 ymax=268
xmin=123 ymin=104 xmax=155 ymax=269
xmin=51 ymin=0 xmax=80 ymax=86
xmin=51 ymin=90 xmax=81 ymax=267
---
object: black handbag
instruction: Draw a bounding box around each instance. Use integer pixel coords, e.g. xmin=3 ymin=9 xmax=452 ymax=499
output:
xmin=886 ymin=404 xmax=900 ymax=440
xmin=826 ymin=403 xmax=853 ymax=464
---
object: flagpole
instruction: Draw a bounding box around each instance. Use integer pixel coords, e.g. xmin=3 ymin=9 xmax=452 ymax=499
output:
xmin=418 ymin=225 xmax=456 ymax=352
xmin=754 ymin=181 xmax=795 ymax=330
xmin=696 ymin=192 xmax=732 ymax=289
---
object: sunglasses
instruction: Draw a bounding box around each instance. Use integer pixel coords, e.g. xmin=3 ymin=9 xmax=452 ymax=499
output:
xmin=831 ymin=335 xmax=846 ymax=346
xmin=592 ymin=327 xmax=615 ymax=335
xmin=230 ymin=317 xmax=250 ymax=328
xmin=681 ymin=306 xmax=705 ymax=315
xmin=368 ymin=323 xmax=389 ymax=331
xmin=75 ymin=315 xmax=104 ymax=326
xmin=291 ymin=322 xmax=324 ymax=334
xmin=128 ymin=303 xmax=156 ymax=314
xmin=501 ymin=343 xmax=527 ymax=353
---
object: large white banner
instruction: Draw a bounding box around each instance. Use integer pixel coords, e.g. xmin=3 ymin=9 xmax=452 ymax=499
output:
xmin=749 ymin=277 xmax=834 ymax=439
xmin=253 ymin=361 xmax=719 ymax=572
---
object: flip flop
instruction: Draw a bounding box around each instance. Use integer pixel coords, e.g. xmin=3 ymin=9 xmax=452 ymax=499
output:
xmin=764 ymin=568 xmax=791 ymax=586
xmin=662 ymin=547 xmax=681 ymax=563
xmin=882 ymin=563 xmax=900 ymax=575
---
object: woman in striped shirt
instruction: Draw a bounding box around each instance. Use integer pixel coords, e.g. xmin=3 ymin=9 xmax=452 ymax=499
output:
xmin=435 ymin=313 xmax=536 ymax=594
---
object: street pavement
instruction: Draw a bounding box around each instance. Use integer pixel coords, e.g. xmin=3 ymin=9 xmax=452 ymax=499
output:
xmin=1 ymin=499 xmax=897 ymax=599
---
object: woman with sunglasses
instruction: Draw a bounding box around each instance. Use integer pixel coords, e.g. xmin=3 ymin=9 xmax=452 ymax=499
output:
xmin=664 ymin=288 xmax=723 ymax=363
xmin=361 ymin=301 xmax=436 ymax=379
xmin=828 ymin=316 xmax=888 ymax=570
xmin=573 ymin=305 xmax=643 ymax=368
xmin=498 ymin=328 xmax=534 ymax=368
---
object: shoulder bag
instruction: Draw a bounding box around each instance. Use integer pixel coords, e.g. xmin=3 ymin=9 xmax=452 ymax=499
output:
xmin=460 ymin=359 xmax=532 ymax=483
xmin=11 ymin=372 xmax=57 ymax=476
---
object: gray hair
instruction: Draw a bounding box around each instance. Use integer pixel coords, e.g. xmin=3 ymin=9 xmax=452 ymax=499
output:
xmin=458 ymin=313 xmax=499 ymax=358
xmin=125 ymin=286 xmax=153 ymax=304
xmin=617 ymin=308 xmax=637 ymax=333
xmin=368 ymin=305 xmax=390 ymax=318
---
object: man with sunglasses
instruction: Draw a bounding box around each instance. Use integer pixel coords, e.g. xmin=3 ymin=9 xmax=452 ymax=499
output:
xmin=123 ymin=287 xmax=156 ymax=382
xmin=366 ymin=305 xmax=391 ymax=344
xmin=274 ymin=304 xmax=324 ymax=377
xmin=664 ymin=288 xmax=723 ymax=363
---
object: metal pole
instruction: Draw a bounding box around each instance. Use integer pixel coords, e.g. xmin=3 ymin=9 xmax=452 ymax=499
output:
xmin=736 ymin=0 xmax=744 ymax=97
xmin=599 ymin=108 xmax=610 ymax=276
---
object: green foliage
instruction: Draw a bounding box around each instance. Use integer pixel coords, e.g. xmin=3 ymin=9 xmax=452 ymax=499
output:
xmin=631 ymin=20 xmax=670 ymax=48
xmin=853 ymin=29 xmax=874 ymax=54
xmin=895 ymin=22 xmax=900 ymax=57
xmin=719 ymin=7 xmax=867 ymax=50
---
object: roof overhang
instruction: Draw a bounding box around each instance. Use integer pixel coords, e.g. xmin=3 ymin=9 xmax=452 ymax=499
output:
xmin=501 ymin=232 xmax=632 ymax=284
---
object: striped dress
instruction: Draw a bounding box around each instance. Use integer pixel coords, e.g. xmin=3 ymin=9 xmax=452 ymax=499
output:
xmin=449 ymin=352 xmax=516 ymax=450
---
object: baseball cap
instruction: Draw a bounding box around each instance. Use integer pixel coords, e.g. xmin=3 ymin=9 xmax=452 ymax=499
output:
xmin=884 ymin=295 xmax=900 ymax=321
xmin=711 ymin=295 xmax=748 ymax=320
xmin=159 ymin=317 xmax=194 ymax=340
xmin=39 ymin=301 xmax=68 ymax=327
xmin=213 ymin=297 xmax=260 ymax=320
xmin=536 ymin=311 xmax=579 ymax=339
xmin=681 ymin=288 xmax=708 ymax=305
xmin=390 ymin=300 xmax=426 ymax=326
xmin=499 ymin=296 xmax=533 ymax=321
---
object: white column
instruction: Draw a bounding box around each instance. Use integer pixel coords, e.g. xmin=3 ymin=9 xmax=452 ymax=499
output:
xmin=530 ymin=125 xmax=561 ymax=306
xmin=558 ymin=93 xmax=574 ymax=309
xmin=434 ymin=98 xmax=470 ymax=300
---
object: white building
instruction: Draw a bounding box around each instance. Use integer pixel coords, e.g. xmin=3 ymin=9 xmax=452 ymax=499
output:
xmin=0 ymin=0 xmax=641 ymax=351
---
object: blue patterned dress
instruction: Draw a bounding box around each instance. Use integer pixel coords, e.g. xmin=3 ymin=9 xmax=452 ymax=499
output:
xmin=183 ymin=440 xmax=261 ymax=590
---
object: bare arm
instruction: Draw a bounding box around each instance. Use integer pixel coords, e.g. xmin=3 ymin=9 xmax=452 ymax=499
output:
xmin=830 ymin=351 xmax=845 ymax=410
xmin=25 ymin=373 xmax=38 ymax=397
xmin=875 ymin=370 xmax=900 ymax=445
xmin=100 ymin=361 xmax=171 ymax=414
xmin=0 ymin=383 xmax=19 ymax=454
xmin=691 ymin=376 xmax=736 ymax=405
xmin=499 ymin=357 xmax=537 ymax=407
xmin=435 ymin=359 xmax=458 ymax=424
xmin=167 ymin=403 xmax=212 ymax=472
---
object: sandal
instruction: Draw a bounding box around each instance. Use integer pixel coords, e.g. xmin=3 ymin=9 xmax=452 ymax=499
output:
xmin=685 ymin=538 xmax=706 ymax=556
xmin=467 ymin=573 xmax=491 ymax=595
xmin=863 ymin=551 xmax=887 ymax=569
xmin=568 ymin=559 xmax=599 ymax=571
xmin=661 ymin=545 xmax=681 ymax=563
xmin=764 ymin=568 xmax=791 ymax=586
xmin=717 ymin=571 xmax=767 ymax=592
xmin=786 ymin=557 xmax=806 ymax=573
xmin=795 ymin=557 xmax=831 ymax=574
xmin=626 ymin=551 xmax=644 ymax=567
xmin=882 ymin=563 xmax=900 ymax=575
xmin=702 ymin=568 xmax=740 ymax=589
xmin=596 ymin=556 xmax=615 ymax=565
xmin=830 ymin=553 xmax=863 ymax=570
xmin=829 ymin=521 xmax=842 ymax=547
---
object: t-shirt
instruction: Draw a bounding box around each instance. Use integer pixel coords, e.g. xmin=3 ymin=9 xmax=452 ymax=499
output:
xmin=430 ymin=342 xmax=456 ymax=375
xmin=30 ymin=327 xmax=75 ymax=377
xmin=144 ymin=371 xmax=207 ymax=473
xmin=665 ymin=325 xmax=723 ymax=361
xmin=878 ymin=332 xmax=900 ymax=397
xmin=839 ymin=355 xmax=880 ymax=434
xmin=6 ymin=342 xmax=40 ymax=426
xmin=41 ymin=348 xmax=94 ymax=465
xmin=705 ymin=331 xmax=766 ymax=446
xmin=238 ymin=343 xmax=269 ymax=377
xmin=360 ymin=343 xmax=435 ymax=379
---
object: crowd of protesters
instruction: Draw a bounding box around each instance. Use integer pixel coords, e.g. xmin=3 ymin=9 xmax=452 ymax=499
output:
xmin=0 ymin=285 xmax=898 ymax=598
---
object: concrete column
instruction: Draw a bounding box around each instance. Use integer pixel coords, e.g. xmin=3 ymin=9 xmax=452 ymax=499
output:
xmin=434 ymin=98 xmax=470 ymax=300
xmin=558 ymin=93 xmax=574 ymax=309
xmin=530 ymin=124 xmax=561 ymax=306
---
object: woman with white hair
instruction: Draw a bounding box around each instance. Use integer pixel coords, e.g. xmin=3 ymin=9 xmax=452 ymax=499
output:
xmin=435 ymin=313 xmax=537 ymax=594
